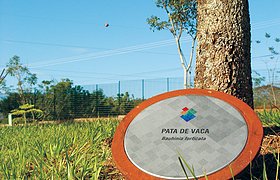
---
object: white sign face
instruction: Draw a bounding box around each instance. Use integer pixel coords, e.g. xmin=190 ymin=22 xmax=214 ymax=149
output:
xmin=124 ymin=95 xmax=248 ymax=179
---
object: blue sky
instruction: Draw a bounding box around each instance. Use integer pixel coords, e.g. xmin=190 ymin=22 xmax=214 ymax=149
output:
xmin=0 ymin=0 xmax=279 ymax=88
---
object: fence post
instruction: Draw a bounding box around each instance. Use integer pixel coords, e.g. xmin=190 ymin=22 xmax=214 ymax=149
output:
xmin=118 ymin=81 xmax=121 ymax=115
xmin=8 ymin=113 xmax=12 ymax=126
xmin=96 ymin=84 xmax=99 ymax=117
xmin=142 ymin=79 xmax=145 ymax=100
xmin=53 ymin=88 xmax=56 ymax=120
xmin=74 ymin=89 xmax=77 ymax=118
xmin=167 ymin=78 xmax=170 ymax=92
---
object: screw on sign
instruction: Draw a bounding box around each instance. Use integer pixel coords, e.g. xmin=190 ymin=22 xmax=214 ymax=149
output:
xmin=112 ymin=89 xmax=263 ymax=179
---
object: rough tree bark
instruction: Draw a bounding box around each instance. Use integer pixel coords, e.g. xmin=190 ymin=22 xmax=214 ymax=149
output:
xmin=195 ymin=0 xmax=254 ymax=108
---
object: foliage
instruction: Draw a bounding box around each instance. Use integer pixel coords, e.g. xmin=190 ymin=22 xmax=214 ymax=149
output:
xmin=51 ymin=79 xmax=72 ymax=120
xmin=0 ymin=120 xmax=119 ymax=179
xmin=147 ymin=0 xmax=197 ymax=88
xmin=255 ymin=33 xmax=280 ymax=107
xmin=178 ymin=152 xmax=197 ymax=180
xmin=6 ymin=56 xmax=38 ymax=104
xmin=0 ymin=115 xmax=279 ymax=179
xmin=254 ymin=85 xmax=280 ymax=109
xmin=178 ymin=149 xmax=280 ymax=180
xmin=252 ymin=70 xmax=265 ymax=88
xmin=0 ymin=93 xmax=20 ymax=116
xmin=11 ymin=104 xmax=43 ymax=124
xmin=0 ymin=69 xmax=8 ymax=85
xmin=0 ymin=78 xmax=143 ymax=121
xmin=257 ymin=108 xmax=280 ymax=127
xmin=1 ymin=77 xmax=279 ymax=121
xmin=147 ymin=0 xmax=197 ymax=37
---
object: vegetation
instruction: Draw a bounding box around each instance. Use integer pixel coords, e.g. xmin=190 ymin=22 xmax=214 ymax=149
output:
xmin=258 ymin=109 xmax=280 ymax=127
xmin=1 ymin=82 xmax=277 ymax=123
xmin=0 ymin=111 xmax=279 ymax=179
xmin=0 ymin=120 xmax=119 ymax=179
xmin=0 ymin=69 xmax=8 ymax=84
xmin=0 ymin=79 xmax=142 ymax=121
xmin=147 ymin=0 xmax=197 ymax=88
xmin=0 ymin=55 xmax=142 ymax=121
xmin=0 ymin=56 xmax=140 ymax=121
xmin=254 ymin=85 xmax=280 ymax=109
xmin=254 ymin=33 xmax=280 ymax=108
xmin=11 ymin=104 xmax=43 ymax=124
xmin=0 ymin=0 xmax=278 ymax=178
xmin=6 ymin=55 xmax=38 ymax=104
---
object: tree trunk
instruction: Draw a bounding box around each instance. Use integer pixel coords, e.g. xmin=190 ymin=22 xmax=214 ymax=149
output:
xmin=195 ymin=0 xmax=254 ymax=108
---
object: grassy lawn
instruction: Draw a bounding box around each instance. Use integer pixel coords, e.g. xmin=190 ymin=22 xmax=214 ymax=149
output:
xmin=0 ymin=120 xmax=120 ymax=179
xmin=0 ymin=110 xmax=279 ymax=179
xmin=257 ymin=109 xmax=280 ymax=127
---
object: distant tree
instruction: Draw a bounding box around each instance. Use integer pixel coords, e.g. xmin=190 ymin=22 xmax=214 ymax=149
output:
xmin=35 ymin=80 xmax=56 ymax=120
xmin=118 ymin=92 xmax=138 ymax=114
xmin=38 ymin=80 xmax=55 ymax=92
xmin=50 ymin=79 xmax=73 ymax=120
xmin=11 ymin=104 xmax=43 ymax=124
xmin=0 ymin=93 xmax=20 ymax=117
xmin=195 ymin=0 xmax=254 ymax=108
xmin=253 ymin=85 xmax=280 ymax=108
xmin=91 ymin=89 xmax=108 ymax=117
xmin=6 ymin=55 xmax=38 ymax=104
xmin=252 ymin=71 xmax=265 ymax=88
xmin=0 ymin=80 xmax=8 ymax=95
xmin=0 ymin=68 xmax=8 ymax=84
xmin=147 ymin=0 xmax=197 ymax=88
xmin=0 ymin=69 xmax=10 ymax=95
xmin=69 ymin=85 xmax=92 ymax=118
xmin=255 ymin=33 xmax=280 ymax=106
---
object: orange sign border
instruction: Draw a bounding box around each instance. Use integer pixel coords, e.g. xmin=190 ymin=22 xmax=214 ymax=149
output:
xmin=112 ymin=89 xmax=263 ymax=180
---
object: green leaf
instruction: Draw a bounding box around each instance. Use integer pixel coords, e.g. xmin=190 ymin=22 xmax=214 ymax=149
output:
xmin=177 ymin=152 xmax=198 ymax=180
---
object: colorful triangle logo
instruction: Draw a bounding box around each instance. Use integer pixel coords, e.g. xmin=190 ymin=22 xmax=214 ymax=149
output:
xmin=180 ymin=107 xmax=197 ymax=122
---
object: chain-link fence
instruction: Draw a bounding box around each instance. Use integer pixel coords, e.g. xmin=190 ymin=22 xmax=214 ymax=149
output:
xmin=1 ymin=75 xmax=279 ymax=121
xmin=83 ymin=77 xmax=185 ymax=99
xmin=0 ymin=77 xmax=187 ymax=121
xmin=80 ymin=77 xmax=185 ymax=117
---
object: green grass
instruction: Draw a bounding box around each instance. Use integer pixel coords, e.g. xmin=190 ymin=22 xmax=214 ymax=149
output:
xmin=0 ymin=109 xmax=279 ymax=179
xmin=0 ymin=120 xmax=119 ymax=179
xmin=257 ymin=109 xmax=280 ymax=126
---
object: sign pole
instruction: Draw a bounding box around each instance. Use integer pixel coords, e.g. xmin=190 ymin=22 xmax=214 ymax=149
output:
xmin=8 ymin=113 xmax=12 ymax=126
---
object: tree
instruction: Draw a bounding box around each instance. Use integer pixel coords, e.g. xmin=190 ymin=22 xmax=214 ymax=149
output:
xmin=0 ymin=93 xmax=20 ymax=117
xmin=117 ymin=92 xmax=136 ymax=115
xmin=0 ymin=69 xmax=9 ymax=95
xmin=194 ymin=0 xmax=254 ymax=108
xmin=50 ymin=79 xmax=73 ymax=120
xmin=91 ymin=89 xmax=108 ymax=117
xmin=69 ymin=85 xmax=93 ymax=118
xmin=6 ymin=55 xmax=38 ymax=104
xmin=147 ymin=0 xmax=197 ymax=88
xmin=0 ymin=68 xmax=8 ymax=84
xmin=255 ymin=33 xmax=280 ymax=106
xmin=11 ymin=104 xmax=43 ymax=124
xmin=35 ymin=80 xmax=56 ymax=120
xmin=253 ymin=85 xmax=280 ymax=109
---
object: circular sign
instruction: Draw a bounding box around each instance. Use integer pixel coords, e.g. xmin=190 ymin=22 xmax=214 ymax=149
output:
xmin=112 ymin=89 xmax=263 ymax=179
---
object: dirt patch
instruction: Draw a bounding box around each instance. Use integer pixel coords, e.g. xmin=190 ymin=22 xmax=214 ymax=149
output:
xmin=99 ymin=137 xmax=124 ymax=180
xmin=261 ymin=135 xmax=280 ymax=155
xmin=236 ymin=132 xmax=279 ymax=180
